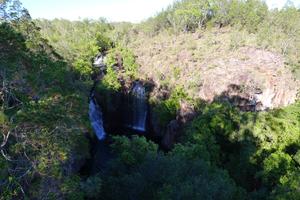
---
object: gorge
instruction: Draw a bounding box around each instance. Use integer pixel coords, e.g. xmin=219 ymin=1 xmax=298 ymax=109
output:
xmin=89 ymin=81 xmax=149 ymax=141
xmin=1 ymin=0 xmax=300 ymax=199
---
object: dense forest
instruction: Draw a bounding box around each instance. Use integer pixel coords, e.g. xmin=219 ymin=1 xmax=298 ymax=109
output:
xmin=0 ymin=0 xmax=300 ymax=199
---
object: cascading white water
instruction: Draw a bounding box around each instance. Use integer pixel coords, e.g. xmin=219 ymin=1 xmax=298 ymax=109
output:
xmin=89 ymin=97 xmax=106 ymax=140
xmin=129 ymin=82 xmax=147 ymax=132
xmin=93 ymin=54 xmax=106 ymax=68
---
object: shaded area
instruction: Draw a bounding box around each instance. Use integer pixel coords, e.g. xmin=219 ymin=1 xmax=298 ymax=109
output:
xmin=215 ymin=84 xmax=261 ymax=111
xmin=123 ymin=81 xmax=148 ymax=132
xmin=92 ymin=79 xmax=300 ymax=199
xmin=94 ymin=79 xmax=155 ymax=137
xmin=0 ymin=20 xmax=91 ymax=199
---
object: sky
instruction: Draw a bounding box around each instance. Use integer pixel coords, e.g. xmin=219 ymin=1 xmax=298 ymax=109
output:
xmin=21 ymin=0 xmax=300 ymax=23
xmin=21 ymin=0 xmax=175 ymax=23
xmin=267 ymin=0 xmax=300 ymax=9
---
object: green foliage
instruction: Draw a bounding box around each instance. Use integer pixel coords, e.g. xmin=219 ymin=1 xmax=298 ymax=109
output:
xmin=61 ymin=176 xmax=84 ymax=200
xmin=36 ymin=19 xmax=113 ymax=79
xmin=184 ymin=102 xmax=240 ymax=164
xmin=0 ymin=176 xmax=26 ymax=200
xmin=101 ymin=135 xmax=245 ymax=200
xmin=121 ymin=48 xmax=138 ymax=79
xmin=1 ymin=1 xmax=300 ymax=199
xmin=225 ymin=0 xmax=268 ymax=32
xmin=105 ymin=46 xmax=139 ymax=79
xmin=140 ymin=0 xmax=216 ymax=34
xmin=61 ymin=175 xmax=102 ymax=200
xmin=0 ymin=13 xmax=90 ymax=199
xmin=256 ymin=6 xmax=300 ymax=78
xmin=110 ymin=22 xmax=135 ymax=45
xmin=270 ymin=171 xmax=300 ymax=200
xmin=111 ymin=136 xmax=157 ymax=166
xmin=96 ymin=33 xmax=113 ymax=53
xmin=153 ymin=86 xmax=188 ymax=127
xmin=262 ymin=151 xmax=293 ymax=186
xmin=81 ymin=175 xmax=102 ymax=199
xmin=184 ymin=101 xmax=300 ymax=195
xmin=139 ymin=11 xmax=171 ymax=36
xmin=139 ymin=0 xmax=269 ymax=35
xmin=100 ymin=46 xmax=139 ymax=92
xmin=102 ymin=66 xmax=121 ymax=91
xmin=0 ymin=110 xmax=7 ymax=124
xmin=173 ymin=0 xmax=215 ymax=31
xmin=105 ymin=48 xmax=118 ymax=67
xmin=73 ymin=58 xmax=93 ymax=77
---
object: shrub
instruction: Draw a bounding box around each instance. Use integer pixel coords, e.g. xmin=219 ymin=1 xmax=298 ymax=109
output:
xmin=101 ymin=135 xmax=245 ymax=200
xmin=73 ymin=58 xmax=93 ymax=77
xmin=153 ymin=86 xmax=188 ymax=127
xmin=81 ymin=175 xmax=102 ymax=199
xmin=61 ymin=176 xmax=85 ymax=200
xmin=96 ymin=33 xmax=113 ymax=53
xmin=105 ymin=46 xmax=139 ymax=80
xmin=121 ymin=48 xmax=138 ymax=79
xmin=102 ymin=66 xmax=121 ymax=91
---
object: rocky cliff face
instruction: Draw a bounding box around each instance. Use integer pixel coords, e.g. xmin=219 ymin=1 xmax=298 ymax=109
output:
xmin=94 ymin=28 xmax=300 ymax=149
xmin=200 ymin=47 xmax=299 ymax=111
xmin=129 ymin=29 xmax=299 ymax=111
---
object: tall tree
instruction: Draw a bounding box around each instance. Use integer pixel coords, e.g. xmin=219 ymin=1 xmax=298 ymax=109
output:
xmin=0 ymin=0 xmax=30 ymax=22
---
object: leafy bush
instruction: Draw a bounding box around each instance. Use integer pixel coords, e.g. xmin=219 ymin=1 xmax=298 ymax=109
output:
xmin=139 ymin=0 xmax=269 ymax=35
xmin=102 ymin=66 xmax=121 ymax=91
xmin=96 ymin=33 xmax=113 ymax=53
xmin=105 ymin=46 xmax=139 ymax=80
xmin=73 ymin=58 xmax=93 ymax=77
xmin=0 ymin=7 xmax=91 ymax=198
xmin=81 ymin=175 xmax=102 ymax=199
xmin=153 ymin=86 xmax=188 ymax=127
xmin=225 ymin=0 xmax=268 ymax=32
xmin=110 ymin=22 xmax=135 ymax=44
xmin=111 ymin=136 xmax=157 ymax=166
xmin=184 ymin=101 xmax=300 ymax=194
xmin=101 ymin=135 xmax=245 ymax=200
xmin=36 ymin=19 xmax=113 ymax=79
xmin=270 ymin=171 xmax=300 ymax=200
xmin=61 ymin=176 xmax=85 ymax=200
xmin=252 ymin=6 xmax=300 ymax=80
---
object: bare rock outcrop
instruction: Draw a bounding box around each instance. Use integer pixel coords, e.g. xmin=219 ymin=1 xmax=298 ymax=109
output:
xmin=199 ymin=47 xmax=299 ymax=110
xmin=131 ymin=29 xmax=299 ymax=111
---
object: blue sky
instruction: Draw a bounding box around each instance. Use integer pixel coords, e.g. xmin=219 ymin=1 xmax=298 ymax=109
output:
xmin=21 ymin=0 xmax=300 ymax=23
xmin=21 ymin=0 xmax=174 ymax=22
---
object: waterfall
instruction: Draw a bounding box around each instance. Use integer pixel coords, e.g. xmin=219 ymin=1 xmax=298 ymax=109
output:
xmin=93 ymin=54 xmax=105 ymax=68
xmin=127 ymin=82 xmax=147 ymax=132
xmin=89 ymin=96 xmax=106 ymax=140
